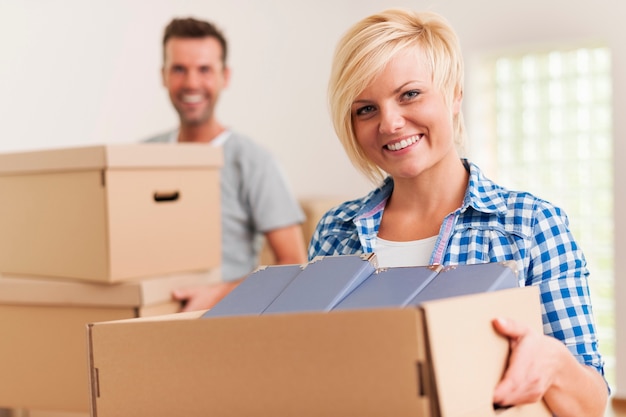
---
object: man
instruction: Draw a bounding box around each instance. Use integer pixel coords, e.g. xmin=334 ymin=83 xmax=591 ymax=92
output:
xmin=146 ymin=17 xmax=307 ymax=311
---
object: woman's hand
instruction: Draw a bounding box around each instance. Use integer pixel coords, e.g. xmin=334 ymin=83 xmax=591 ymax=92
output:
xmin=492 ymin=317 xmax=608 ymax=417
xmin=492 ymin=318 xmax=565 ymax=406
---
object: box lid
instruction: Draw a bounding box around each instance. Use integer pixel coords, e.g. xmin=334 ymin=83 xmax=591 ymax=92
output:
xmin=0 ymin=144 xmax=223 ymax=175
xmin=0 ymin=269 xmax=220 ymax=307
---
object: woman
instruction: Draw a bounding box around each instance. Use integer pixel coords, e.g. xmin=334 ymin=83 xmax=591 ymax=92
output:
xmin=309 ymin=8 xmax=608 ymax=416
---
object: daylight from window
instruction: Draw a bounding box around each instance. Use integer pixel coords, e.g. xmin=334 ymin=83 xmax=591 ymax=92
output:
xmin=471 ymin=46 xmax=614 ymax=386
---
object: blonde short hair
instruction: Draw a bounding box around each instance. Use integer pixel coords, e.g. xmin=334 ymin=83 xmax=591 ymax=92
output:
xmin=328 ymin=9 xmax=466 ymax=183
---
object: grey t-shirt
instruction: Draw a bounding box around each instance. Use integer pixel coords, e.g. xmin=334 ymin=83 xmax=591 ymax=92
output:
xmin=144 ymin=129 xmax=304 ymax=281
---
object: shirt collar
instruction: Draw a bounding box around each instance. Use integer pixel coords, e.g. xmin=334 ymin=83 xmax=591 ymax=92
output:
xmin=463 ymin=160 xmax=509 ymax=216
xmin=170 ymin=129 xmax=232 ymax=146
xmin=210 ymin=130 xmax=231 ymax=147
xmin=352 ymin=159 xmax=509 ymax=222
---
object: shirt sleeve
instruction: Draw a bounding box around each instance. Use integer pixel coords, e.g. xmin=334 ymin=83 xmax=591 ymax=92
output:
xmin=239 ymin=142 xmax=304 ymax=233
xmin=527 ymin=201 xmax=605 ymax=374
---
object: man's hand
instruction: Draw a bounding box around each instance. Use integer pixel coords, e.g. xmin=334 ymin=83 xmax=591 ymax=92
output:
xmin=172 ymin=280 xmax=241 ymax=312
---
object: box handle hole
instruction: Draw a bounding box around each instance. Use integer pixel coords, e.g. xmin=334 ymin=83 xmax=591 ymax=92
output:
xmin=154 ymin=190 xmax=180 ymax=202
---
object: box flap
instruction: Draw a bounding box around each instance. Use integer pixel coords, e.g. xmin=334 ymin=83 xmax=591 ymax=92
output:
xmin=421 ymin=286 xmax=543 ymax=417
xmin=0 ymin=269 xmax=220 ymax=307
xmin=0 ymin=144 xmax=223 ymax=175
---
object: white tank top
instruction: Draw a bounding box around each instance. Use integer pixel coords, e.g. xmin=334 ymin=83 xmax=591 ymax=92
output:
xmin=375 ymin=235 xmax=438 ymax=268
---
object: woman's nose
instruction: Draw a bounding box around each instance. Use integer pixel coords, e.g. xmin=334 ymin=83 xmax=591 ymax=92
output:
xmin=378 ymin=106 xmax=405 ymax=134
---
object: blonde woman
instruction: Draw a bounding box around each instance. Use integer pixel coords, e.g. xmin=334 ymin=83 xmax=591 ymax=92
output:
xmin=309 ymin=8 xmax=608 ymax=416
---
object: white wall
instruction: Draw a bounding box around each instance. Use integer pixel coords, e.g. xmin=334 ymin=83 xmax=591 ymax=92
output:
xmin=1 ymin=0 xmax=625 ymax=396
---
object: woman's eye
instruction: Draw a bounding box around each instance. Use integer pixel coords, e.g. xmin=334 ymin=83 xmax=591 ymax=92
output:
xmin=356 ymin=105 xmax=375 ymax=116
xmin=403 ymin=90 xmax=420 ymax=100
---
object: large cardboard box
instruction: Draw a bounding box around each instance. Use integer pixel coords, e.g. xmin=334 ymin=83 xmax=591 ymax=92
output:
xmin=87 ymin=286 xmax=550 ymax=417
xmin=0 ymin=269 xmax=220 ymax=412
xmin=0 ymin=144 xmax=222 ymax=282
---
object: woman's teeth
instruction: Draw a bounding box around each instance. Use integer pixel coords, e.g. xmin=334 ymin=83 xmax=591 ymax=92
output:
xmin=386 ymin=135 xmax=421 ymax=151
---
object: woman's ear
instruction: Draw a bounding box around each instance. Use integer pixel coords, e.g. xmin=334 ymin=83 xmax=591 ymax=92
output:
xmin=452 ymin=90 xmax=463 ymax=115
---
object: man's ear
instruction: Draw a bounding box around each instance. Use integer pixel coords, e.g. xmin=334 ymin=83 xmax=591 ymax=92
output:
xmin=222 ymin=66 xmax=232 ymax=88
xmin=161 ymin=66 xmax=167 ymax=87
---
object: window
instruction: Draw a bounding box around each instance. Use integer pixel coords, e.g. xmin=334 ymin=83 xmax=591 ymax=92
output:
xmin=468 ymin=46 xmax=615 ymax=386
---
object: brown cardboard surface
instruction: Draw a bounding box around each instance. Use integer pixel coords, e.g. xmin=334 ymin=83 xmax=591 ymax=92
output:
xmin=89 ymin=309 xmax=429 ymax=417
xmin=0 ymin=145 xmax=222 ymax=282
xmin=0 ymin=304 xmax=138 ymax=411
xmin=25 ymin=412 xmax=88 ymax=417
xmin=0 ymin=144 xmax=223 ymax=175
xmin=87 ymin=286 xmax=550 ymax=417
xmin=1 ymin=410 xmax=89 ymax=417
xmin=421 ymin=287 xmax=550 ymax=416
xmin=0 ymin=269 xmax=221 ymax=307
xmin=0 ymin=271 xmax=218 ymax=412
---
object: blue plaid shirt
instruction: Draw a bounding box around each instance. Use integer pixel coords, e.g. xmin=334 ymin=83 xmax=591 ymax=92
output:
xmin=309 ymin=160 xmax=605 ymax=376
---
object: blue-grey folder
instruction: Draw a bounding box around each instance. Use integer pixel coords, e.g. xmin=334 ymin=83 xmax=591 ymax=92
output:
xmin=202 ymin=263 xmax=305 ymax=318
xmin=407 ymin=261 xmax=519 ymax=306
xmin=262 ymin=254 xmax=378 ymax=314
xmin=333 ymin=265 xmax=442 ymax=310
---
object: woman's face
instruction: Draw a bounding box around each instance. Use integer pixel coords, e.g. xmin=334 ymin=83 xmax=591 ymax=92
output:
xmin=351 ymin=46 xmax=461 ymax=180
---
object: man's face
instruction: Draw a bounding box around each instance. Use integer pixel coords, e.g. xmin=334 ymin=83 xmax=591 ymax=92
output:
xmin=162 ymin=37 xmax=230 ymax=127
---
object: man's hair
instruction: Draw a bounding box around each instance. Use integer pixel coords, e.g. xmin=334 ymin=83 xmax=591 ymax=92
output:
xmin=328 ymin=9 xmax=465 ymax=184
xmin=162 ymin=17 xmax=228 ymax=65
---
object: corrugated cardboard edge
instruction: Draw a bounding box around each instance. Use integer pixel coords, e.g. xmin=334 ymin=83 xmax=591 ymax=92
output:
xmin=87 ymin=323 xmax=99 ymax=417
xmin=104 ymin=144 xmax=223 ymax=169
xmin=0 ymin=144 xmax=223 ymax=175
xmin=0 ymin=269 xmax=220 ymax=307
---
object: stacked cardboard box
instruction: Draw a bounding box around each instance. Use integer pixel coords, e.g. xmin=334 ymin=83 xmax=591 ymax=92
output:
xmin=0 ymin=144 xmax=223 ymax=415
xmin=87 ymin=255 xmax=552 ymax=417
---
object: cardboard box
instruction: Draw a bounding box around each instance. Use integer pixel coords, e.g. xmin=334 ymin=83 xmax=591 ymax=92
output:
xmin=87 ymin=286 xmax=550 ymax=417
xmin=15 ymin=410 xmax=89 ymax=417
xmin=0 ymin=269 xmax=220 ymax=412
xmin=0 ymin=144 xmax=222 ymax=282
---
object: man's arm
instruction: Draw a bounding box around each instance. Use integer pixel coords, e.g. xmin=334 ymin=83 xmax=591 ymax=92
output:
xmin=173 ymin=224 xmax=306 ymax=312
xmin=264 ymin=224 xmax=307 ymax=265
xmin=172 ymin=279 xmax=242 ymax=312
